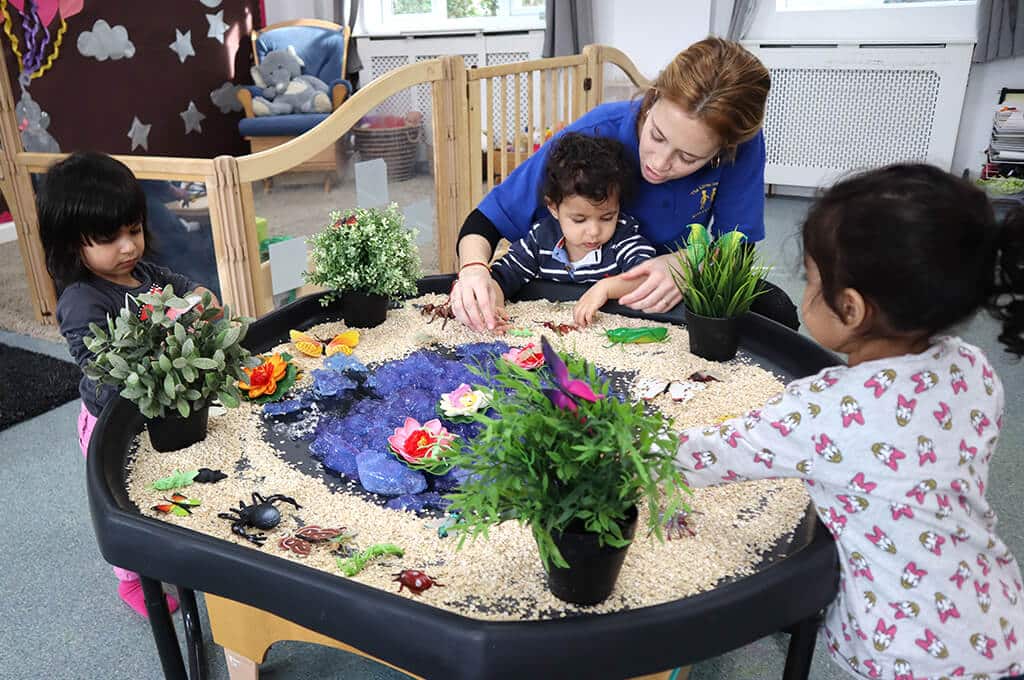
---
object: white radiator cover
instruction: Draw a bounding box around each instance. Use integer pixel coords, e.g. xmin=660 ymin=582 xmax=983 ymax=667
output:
xmin=357 ymin=31 xmax=543 ymax=131
xmin=744 ymin=41 xmax=974 ymax=189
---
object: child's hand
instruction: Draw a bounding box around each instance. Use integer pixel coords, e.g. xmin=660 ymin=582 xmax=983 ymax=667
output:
xmin=574 ymin=282 xmax=609 ymax=327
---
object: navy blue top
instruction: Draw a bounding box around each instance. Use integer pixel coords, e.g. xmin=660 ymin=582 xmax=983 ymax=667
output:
xmin=479 ymin=100 xmax=766 ymax=251
xmin=490 ymin=213 xmax=655 ymax=299
xmin=57 ymin=261 xmax=198 ymax=417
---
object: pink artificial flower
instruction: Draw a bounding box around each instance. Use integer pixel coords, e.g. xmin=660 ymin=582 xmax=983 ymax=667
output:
xmin=388 ymin=417 xmax=455 ymax=465
xmin=501 ymin=343 xmax=545 ymax=370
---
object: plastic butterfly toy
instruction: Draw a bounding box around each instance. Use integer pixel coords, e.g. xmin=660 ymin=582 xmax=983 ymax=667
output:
xmin=289 ymin=329 xmax=359 ymax=357
xmin=540 ymin=336 xmax=604 ymax=412
xmin=152 ymin=493 xmax=201 ymax=517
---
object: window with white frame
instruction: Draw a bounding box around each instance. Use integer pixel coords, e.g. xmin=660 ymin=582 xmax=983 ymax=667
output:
xmin=366 ymin=0 xmax=544 ymax=34
xmin=777 ymin=0 xmax=974 ymax=10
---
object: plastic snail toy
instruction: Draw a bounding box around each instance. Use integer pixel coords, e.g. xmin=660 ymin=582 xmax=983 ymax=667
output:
xmin=604 ymin=327 xmax=669 ymax=345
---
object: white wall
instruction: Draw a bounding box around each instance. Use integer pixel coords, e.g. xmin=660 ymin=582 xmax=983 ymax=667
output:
xmin=263 ymin=0 xmax=336 ymax=25
xmin=743 ymin=1 xmax=976 ymax=42
xmin=952 ymin=56 xmax=1024 ymax=177
xmin=592 ymin=0 xmax=712 ymax=81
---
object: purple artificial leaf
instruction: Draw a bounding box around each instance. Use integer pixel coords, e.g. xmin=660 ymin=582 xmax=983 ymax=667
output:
xmin=540 ymin=336 xmax=569 ymax=385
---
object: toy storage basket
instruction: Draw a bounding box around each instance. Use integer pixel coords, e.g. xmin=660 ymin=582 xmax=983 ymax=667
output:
xmin=353 ymin=124 xmax=422 ymax=181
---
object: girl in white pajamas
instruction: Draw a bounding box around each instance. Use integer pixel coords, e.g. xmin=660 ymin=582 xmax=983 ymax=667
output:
xmin=677 ymin=164 xmax=1024 ymax=680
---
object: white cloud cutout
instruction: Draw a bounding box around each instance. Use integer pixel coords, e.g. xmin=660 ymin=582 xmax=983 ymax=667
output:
xmin=77 ymin=19 xmax=135 ymax=61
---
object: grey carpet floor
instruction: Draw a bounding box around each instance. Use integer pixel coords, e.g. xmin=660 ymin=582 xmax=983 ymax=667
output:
xmin=2 ymin=196 xmax=1021 ymax=680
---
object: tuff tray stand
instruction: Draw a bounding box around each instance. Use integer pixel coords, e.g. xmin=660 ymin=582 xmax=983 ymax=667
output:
xmin=87 ymin=275 xmax=841 ymax=680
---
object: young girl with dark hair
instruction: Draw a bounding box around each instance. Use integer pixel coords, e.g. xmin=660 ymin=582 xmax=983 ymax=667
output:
xmin=486 ymin=131 xmax=656 ymax=327
xmin=38 ymin=151 xmax=219 ymax=618
xmin=675 ymin=164 xmax=1024 ymax=679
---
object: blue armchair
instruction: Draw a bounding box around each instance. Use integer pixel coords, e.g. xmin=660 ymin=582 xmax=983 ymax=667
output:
xmin=237 ymin=19 xmax=352 ymax=192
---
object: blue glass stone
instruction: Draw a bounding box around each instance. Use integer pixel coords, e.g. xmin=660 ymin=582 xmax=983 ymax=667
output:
xmin=321 ymin=440 xmax=361 ymax=480
xmin=324 ymin=353 xmax=368 ymax=375
xmin=430 ymin=466 xmax=468 ymax=493
xmin=357 ymin=450 xmax=427 ymax=496
xmin=263 ymin=399 xmax=308 ymax=416
xmin=312 ymin=369 xmax=357 ymax=398
xmin=384 ymin=492 xmax=450 ymax=513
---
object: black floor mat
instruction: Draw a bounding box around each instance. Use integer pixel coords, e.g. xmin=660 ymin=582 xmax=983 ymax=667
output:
xmin=0 ymin=343 xmax=81 ymax=431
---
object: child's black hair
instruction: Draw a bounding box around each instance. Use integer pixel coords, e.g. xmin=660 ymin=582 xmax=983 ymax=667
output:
xmin=541 ymin=132 xmax=634 ymax=207
xmin=38 ymin=151 xmax=149 ymax=289
xmin=802 ymin=163 xmax=1024 ymax=356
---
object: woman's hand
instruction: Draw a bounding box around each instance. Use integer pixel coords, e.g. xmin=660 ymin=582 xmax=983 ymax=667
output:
xmin=450 ymin=266 xmax=504 ymax=332
xmin=617 ymin=254 xmax=683 ymax=314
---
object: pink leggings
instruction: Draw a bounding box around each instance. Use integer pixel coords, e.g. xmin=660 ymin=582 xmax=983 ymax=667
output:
xmin=79 ymin=402 xmax=139 ymax=583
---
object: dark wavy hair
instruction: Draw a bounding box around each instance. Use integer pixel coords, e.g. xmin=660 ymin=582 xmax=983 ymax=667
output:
xmin=541 ymin=132 xmax=634 ymax=207
xmin=38 ymin=151 xmax=149 ymax=290
xmin=802 ymin=163 xmax=1024 ymax=357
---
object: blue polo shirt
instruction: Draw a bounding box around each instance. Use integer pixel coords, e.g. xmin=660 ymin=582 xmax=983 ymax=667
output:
xmin=479 ymin=100 xmax=766 ymax=252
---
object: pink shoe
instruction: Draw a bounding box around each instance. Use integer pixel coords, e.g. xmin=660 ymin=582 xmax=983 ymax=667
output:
xmin=118 ymin=580 xmax=180 ymax=619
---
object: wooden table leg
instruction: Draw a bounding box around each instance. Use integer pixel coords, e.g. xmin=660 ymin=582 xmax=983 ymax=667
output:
xmin=223 ymin=646 xmax=259 ymax=680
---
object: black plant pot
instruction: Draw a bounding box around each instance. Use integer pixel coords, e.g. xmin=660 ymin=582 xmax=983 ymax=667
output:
xmin=147 ymin=405 xmax=209 ymax=452
xmin=342 ymin=291 xmax=388 ymax=328
xmin=546 ymin=505 xmax=639 ymax=606
xmin=685 ymin=308 xmax=741 ymax=362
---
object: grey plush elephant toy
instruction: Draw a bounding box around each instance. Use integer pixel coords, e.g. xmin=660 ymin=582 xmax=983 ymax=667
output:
xmin=250 ymin=46 xmax=332 ymax=116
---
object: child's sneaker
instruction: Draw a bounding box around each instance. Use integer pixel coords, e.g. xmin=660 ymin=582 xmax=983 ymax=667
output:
xmin=117 ymin=580 xmax=179 ymax=618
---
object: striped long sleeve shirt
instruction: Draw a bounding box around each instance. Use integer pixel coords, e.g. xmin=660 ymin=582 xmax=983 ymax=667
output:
xmin=490 ymin=213 xmax=655 ymax=299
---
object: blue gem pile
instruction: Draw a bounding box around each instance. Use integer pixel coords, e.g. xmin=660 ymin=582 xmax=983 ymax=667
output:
xmin=262 ymin=342 xmax=510 ymax=514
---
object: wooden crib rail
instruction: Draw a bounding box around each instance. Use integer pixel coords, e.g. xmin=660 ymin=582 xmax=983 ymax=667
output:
xmin=0 ymin=45 xmax=651 ymax=323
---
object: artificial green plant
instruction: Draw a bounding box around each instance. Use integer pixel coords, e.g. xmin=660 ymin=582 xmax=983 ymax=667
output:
xmin=443 ymin=338 xmax=690 ymax=570
xmin=672 ymin=224 xmax=769 ymax=319
xmin=304 ymin=203 xmax=421 ymax=305
xmin=83 ymin=286 xmax=256 ymax=419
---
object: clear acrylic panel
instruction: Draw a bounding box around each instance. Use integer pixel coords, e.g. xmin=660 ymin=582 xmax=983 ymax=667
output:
xmin=250 ymin=80 xmax=440 ymax=310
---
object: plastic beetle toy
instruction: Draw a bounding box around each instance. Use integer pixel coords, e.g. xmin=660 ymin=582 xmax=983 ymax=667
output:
xmin=218 ymin=492 xmax=301 ymax=546
xmin=393 ymin=569 xmax=443 ymax=595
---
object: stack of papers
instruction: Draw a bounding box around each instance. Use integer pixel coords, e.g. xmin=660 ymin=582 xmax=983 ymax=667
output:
xmin=991 ymin=106 xmax=1024 ymax=162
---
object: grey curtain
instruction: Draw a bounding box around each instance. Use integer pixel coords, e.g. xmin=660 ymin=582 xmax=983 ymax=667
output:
xmin=334 ymin=0 xmax=363 ymax=80
xmin=543 ymin=0 xmax=593 ymax=58
xmin=727 ymin=0 xmax=759 ymax=41
xmin=975 ymin=0 xmax=1024 ymax=63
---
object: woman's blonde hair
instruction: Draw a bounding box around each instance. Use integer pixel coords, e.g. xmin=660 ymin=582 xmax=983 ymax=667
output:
xmin=638 ymin=37 xmax=770 ymax=160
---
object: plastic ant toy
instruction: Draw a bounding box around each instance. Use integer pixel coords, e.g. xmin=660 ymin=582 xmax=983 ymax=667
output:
xmin=416 ymin=300 xmax=455 ymax=329
xmin=218 ymin=492 xmax=301 ymax=546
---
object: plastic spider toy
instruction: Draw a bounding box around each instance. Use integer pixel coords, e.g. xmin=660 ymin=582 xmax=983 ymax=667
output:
xmin=393 ymin=569 xmax=443 ymax=595
xmin=218 ymin=492 xmax=301 ymax=546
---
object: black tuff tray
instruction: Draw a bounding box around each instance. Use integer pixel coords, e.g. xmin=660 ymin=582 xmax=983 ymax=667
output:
xmin=88 ymin=275 xmax=840 ymax=680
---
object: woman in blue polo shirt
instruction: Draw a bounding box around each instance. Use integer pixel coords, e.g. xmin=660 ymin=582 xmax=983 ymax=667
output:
xmin=451 ymin=36 xmax=798 ymax=332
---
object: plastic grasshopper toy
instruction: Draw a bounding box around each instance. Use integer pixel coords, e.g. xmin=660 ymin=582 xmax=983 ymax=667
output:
xmin=604 ymin=327 xmax=669 ymax=346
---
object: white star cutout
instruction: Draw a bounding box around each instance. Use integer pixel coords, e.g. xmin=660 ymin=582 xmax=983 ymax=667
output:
xmin=199 ymin=0 xmax=222 ymax=7
xmin=168 ymin=29 xmax=195 ymax=64
xmin=206 ymin=10 xmax=229 ymax=44
xmin=127 ymin=116 xmax=151 ymax=151
xmin=180 ymin=101 xmax=206 ymax=134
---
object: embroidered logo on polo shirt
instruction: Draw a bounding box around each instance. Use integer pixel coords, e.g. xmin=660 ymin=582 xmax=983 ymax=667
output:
xmin=689 ymin=182 xmax=719 ymax=219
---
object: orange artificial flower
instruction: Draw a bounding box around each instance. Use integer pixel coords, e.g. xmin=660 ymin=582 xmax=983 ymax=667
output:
xmin=238 ymin=354 xmax=288 ymax=398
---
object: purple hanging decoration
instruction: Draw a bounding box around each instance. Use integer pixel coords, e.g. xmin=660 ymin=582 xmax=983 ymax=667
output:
xmin=15 ymin=0 xmax=50 ymax=87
